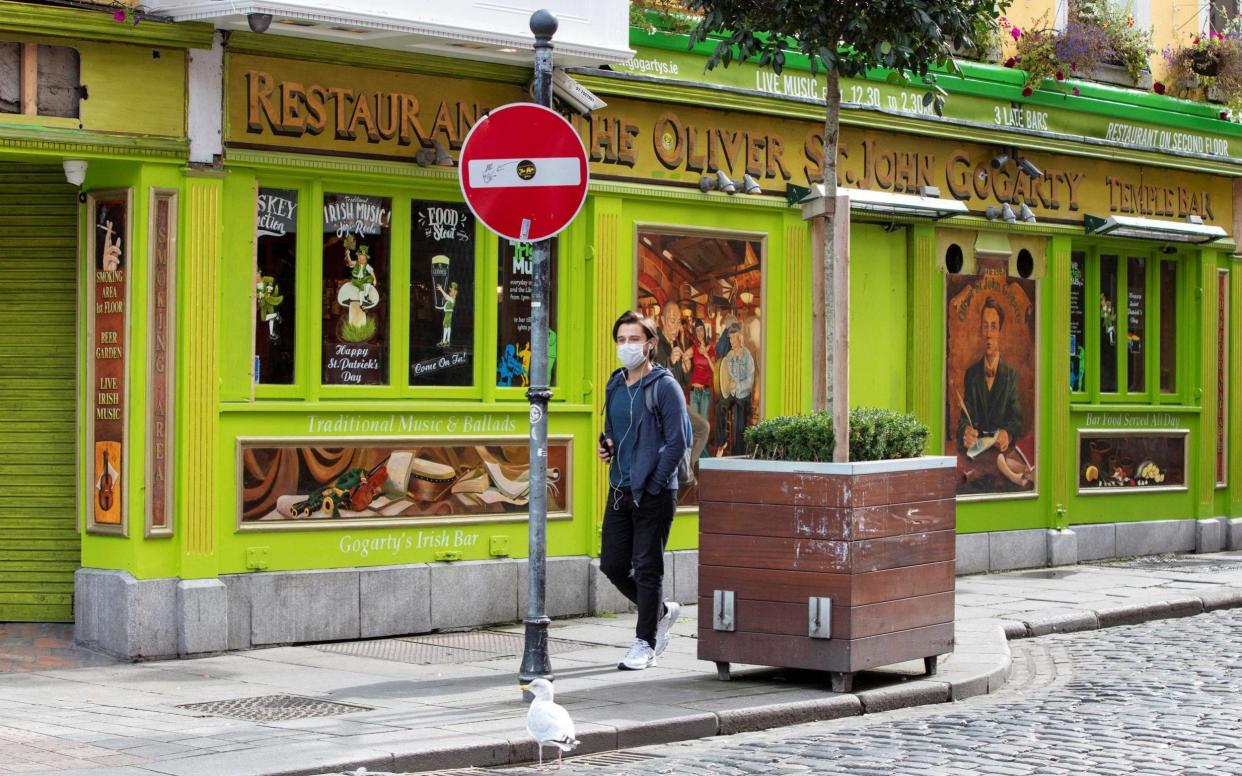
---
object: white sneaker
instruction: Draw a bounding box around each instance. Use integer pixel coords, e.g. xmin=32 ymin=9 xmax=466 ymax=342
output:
xmin=617 ymin=638 xmax=656 ymax=670
xmin=654 ymin=601 xmax=681 ymax=657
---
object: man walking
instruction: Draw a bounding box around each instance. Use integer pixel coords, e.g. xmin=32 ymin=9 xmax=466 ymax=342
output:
xmin=598 ymin=311 xmax=690 ymax=670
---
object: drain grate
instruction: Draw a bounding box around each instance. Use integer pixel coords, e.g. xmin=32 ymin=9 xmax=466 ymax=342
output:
xmin=563 ymin=751 xmax=665 ymax=767
xmin=176 ymin=693 xmax=372 ymax=721
xmin=312 ymin=630 xmax=599 ymax=665
xmin=1092 ymin=554 xmax=1242 ymax=575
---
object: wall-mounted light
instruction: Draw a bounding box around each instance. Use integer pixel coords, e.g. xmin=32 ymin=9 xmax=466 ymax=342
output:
xmin=1084 ymin=213 xmax=1227 ymax=243
xmin=801 ymin=184 xmax=968 ymax=220
xmin=741 ymin=174 xmax=762 ymax=195
xmin=739 ymin=291 xmax=754 ymax=305
xmin=415 ymin=139 xmax=453 ymax=167
xmin=1018 ymin=202 xmax=1037 ymax=223
xmin=990 ymin=152 xmax=1010 ymax=169
xmin=63 ymin=159 xmax=88 ymax=187
xmin=247 ymin=13 xmax=273 ymax=33
xmin=699 ymin=170 xmax=737 ymax=194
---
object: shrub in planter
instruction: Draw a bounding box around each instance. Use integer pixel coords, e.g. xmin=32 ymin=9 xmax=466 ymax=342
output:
xmin=745 ymin=407 xmax=929 ymax=462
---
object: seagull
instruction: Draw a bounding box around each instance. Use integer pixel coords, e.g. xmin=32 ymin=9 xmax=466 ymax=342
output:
xmin=521 ymin=678 xmax=579 ymax=769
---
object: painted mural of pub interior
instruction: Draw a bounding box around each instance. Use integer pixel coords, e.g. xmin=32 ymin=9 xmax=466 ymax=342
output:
xmin=11 ymin=1 xmax=1240 ymax=646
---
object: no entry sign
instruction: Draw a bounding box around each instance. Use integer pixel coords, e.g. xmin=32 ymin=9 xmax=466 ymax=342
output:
xmin=458 ymin=102 xmax=589 ymax=243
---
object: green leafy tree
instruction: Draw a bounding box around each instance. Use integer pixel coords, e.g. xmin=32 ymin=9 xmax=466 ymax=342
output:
xmin=687 ymin=0 xmax=1004 ymax=460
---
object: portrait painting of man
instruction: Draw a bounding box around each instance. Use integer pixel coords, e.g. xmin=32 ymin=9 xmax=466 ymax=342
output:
xmin=945 ymin=256 xmax=1037 ymax=497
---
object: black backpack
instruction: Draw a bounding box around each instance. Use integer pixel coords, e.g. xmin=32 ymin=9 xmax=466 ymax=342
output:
xmin=644 ymin=375 xmax=695 ymax=487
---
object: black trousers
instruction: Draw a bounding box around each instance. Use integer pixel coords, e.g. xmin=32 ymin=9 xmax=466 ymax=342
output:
xmin=600 ymin=486 xmax=676 ymax=648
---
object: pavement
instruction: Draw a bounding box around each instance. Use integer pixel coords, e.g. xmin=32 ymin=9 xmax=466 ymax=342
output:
xmin=2 ymin=552 xmax=1242 ymax=776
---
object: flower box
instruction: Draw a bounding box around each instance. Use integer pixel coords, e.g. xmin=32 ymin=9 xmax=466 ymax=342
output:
xmin=1090 ymin=62 xmax=1152 ymax=89
xmin=696 ymin=455 xmax=957 ymax=692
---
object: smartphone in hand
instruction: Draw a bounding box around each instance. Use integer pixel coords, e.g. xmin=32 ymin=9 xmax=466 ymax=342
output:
xmin=598 ymin=432 xmax=614 ymax=462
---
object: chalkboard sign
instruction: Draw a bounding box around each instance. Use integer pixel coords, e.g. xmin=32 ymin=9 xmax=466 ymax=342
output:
xmin=321 ymin=193 xmax=391 ymax=386
xmin=410 ymin=201 xmax=475 ymax=386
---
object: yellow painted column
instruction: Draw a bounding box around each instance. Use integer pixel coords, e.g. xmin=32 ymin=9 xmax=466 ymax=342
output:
xmin=180 ymin=171 xmax=223 ymax=574
xmin=1047 ymin=235 xmax=1072 ymax=528
xmin=589 ymin=196 xmax=622 ymax=556
xmin=907 ymin=224 xmax=937 ymax=450
xmin=782 ymin=211 xmax=809 ymax=415
xmin=1200 ymin=250 xmax=1220 ymax=517
xmin=1231 ymin=259 xmax=1242 ymax=516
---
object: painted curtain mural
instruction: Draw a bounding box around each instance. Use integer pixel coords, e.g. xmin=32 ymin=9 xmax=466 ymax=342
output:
xmin=242 ymin=440 xmax=570 ymax=523
xmin=945 ymin=256 xmax=1037 ymax=497
xmin=636 ymin=230 xmax=764 ymax=506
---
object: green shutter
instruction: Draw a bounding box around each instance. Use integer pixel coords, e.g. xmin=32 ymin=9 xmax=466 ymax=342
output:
xmin=0 ymin=163 xmax=79 ymax=622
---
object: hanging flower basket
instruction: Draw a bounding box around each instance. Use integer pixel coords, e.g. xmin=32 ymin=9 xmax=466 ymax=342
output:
xmin=1191 ymin=48 xmax=1221 ymax=77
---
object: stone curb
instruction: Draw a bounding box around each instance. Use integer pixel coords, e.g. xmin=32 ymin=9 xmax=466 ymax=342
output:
xmin=132 ymin=585 xmax=1242 ymax=776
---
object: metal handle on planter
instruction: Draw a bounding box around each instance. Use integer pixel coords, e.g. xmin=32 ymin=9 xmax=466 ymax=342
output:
xmin=809 ymin=597 xmax=832 ymax=639
xmin=713 ymin=589 xmax=735 ymax=632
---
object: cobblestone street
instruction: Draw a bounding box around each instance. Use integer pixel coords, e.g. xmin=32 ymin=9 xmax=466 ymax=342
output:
xmin=507 ymin=609 xmax=1242 ymax=776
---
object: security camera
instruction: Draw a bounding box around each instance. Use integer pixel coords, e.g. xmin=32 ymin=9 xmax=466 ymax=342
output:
xmin=248 ymin=13 xmax=273 ymax=33
xmin=1016 ymin=156 xmax=1043 ymax=179
xmin=551 ymin=69 xmax=607 ymax=115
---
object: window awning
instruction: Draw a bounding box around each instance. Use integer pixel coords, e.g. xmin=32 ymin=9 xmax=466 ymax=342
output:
xmin=797 ymin=184 xmax=969 ymax=221
xmin=1084 ymin=214 xmax=1227 ymax=244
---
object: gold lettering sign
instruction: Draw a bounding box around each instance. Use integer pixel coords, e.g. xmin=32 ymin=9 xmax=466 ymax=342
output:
xmin=226 ymin=54 xmax=1232 ymax=227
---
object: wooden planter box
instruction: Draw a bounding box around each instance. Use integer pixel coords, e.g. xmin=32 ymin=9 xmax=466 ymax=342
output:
xmin=1088 ymin=63 xmax=1153 ymax=90
xmin=697 ymin=456 xmax=957 ymax=692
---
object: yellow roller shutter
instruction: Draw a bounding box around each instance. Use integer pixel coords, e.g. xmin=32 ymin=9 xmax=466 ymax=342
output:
xmin=0 ymin=162 xmax=79 ymax=622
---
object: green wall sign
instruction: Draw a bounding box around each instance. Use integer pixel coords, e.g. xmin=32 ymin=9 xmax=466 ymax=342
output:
xmin=613 ymin=43 xmax=1242 ymax=162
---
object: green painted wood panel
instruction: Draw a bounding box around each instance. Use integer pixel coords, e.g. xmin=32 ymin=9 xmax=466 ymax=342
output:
xmin=0 ymin=163 xmax=78 ymax=622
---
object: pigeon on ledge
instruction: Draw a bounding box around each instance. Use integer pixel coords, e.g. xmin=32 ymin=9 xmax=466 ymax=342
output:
xmin=522 ymin=678 xmax=579 ymax=769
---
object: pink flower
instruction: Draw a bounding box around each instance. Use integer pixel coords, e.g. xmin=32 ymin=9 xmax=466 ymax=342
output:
xmin=1072 ymin=87 xmax=1081 ymax=96
xmin=1055 ymin=70 xmax=1064 ymax=80
xmin=1071 ymin=62 xmax=1078 ymax=71
xmin=1004 ymin=57 xmax=1017 ymax=68
xmin=1022 ymin=86 xmax=1033 ymax=97
xmin=1010 ymin=26 xmax=1022 ymax=41
xmin=113 ymin=8 xmax=125 ymax=21
xmin=1153 ymin=81 xmax=1166 ymax=94
xmin=1222 ymin=111 xmax=1230 ymax=120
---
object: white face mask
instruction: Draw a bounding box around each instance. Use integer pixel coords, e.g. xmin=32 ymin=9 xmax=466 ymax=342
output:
xmin=617 ymin=342 xmax=648 ymax=370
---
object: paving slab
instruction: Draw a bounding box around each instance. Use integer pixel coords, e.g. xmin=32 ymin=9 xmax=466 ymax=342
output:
xmin=6 ymin=551 xmax=1242 ymax=775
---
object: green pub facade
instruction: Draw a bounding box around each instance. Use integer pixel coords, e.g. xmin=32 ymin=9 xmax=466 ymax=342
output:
xmin=1 ymin=3 xmax=1240 ymax=657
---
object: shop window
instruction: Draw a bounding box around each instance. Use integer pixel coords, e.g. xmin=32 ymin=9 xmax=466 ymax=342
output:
xmin=945 ymin=243 xmax=964 ymax=274
xmin=1159 ymin=261 xmax=1177 ymax=394
xmin=321 ymin=193 xmax=392 ymax=386
xmin=1069 ymin=252 xmax=1086 ymax=393
xmin=636 ymin=229 xmax=764 ymax=507
xmin=255 ymin=188 xmax=298 ymax=384
xmin=497 ymin=239 xmax=558 ymax=387
xmin=410 ymin=201 xmax=475 ymax=386
xmin=1126 ymin=257 xmax=1146 ymax=393
xmin=0 ymin=43 xmax=81 ymax=118
xmin=1099 ymin=254 xmax=1119 ymax=393
xmin=1076 ymin=248 xmax=1180 ymax=402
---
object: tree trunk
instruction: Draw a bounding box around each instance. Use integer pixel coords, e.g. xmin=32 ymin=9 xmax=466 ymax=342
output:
xmin=819 ymin=69 xmax=849 ymax=462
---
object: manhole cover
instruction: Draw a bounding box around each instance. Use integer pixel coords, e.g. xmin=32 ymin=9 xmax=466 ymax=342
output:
xmin=176 ymin=694 xmax=372 ymax=721
xmin=1091 ymin=554 xmax=1242 ymax=575
xmin=312 ymin=631 xmax=599 ymax=665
